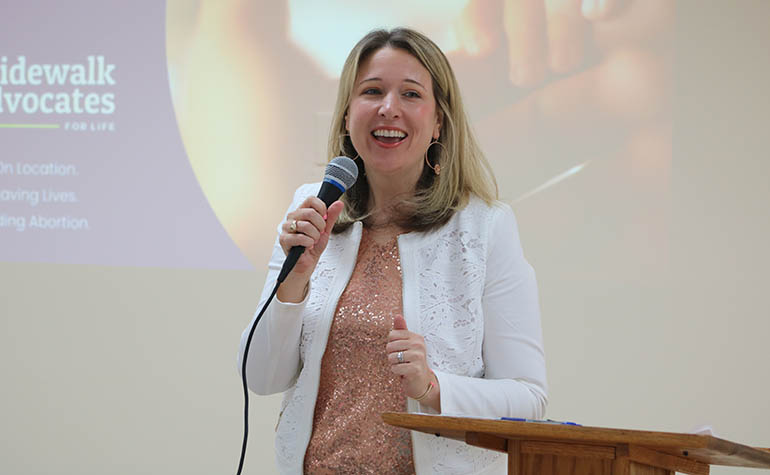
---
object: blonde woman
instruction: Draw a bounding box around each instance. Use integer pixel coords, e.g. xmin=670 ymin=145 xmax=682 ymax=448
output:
xmin=239 ymin=28 xmax=547 ymax=474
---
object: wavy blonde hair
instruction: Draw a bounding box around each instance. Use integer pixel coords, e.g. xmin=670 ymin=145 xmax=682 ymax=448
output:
xmin=328 ymin=28 xmax=497 ymax=233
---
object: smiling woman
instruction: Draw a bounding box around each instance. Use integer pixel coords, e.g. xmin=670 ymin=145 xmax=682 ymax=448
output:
xmin=239 ymin=27 xmax=547 ymax=475
xmin=330 ymin=28 xmax=498 ymax=234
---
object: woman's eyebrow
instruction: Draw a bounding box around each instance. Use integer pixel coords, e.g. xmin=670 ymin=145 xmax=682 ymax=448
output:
xmin=357 ymin=77 xmax=426 ymax=89
xmin=358 ymin=77 xmax=381 ymax=86
xmin=403 ymin=78 xmax=426 ymax=90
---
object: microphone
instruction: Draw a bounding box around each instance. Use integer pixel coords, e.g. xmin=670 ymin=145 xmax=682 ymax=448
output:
xmin=276 ymin=156 xmax=358 ymax=283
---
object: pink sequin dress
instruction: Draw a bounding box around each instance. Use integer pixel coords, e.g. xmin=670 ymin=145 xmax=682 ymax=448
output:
xmin=303 ymin=228 xmax=414 ymax=474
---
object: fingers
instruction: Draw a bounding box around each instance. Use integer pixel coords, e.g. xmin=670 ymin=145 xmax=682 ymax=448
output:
xmin=387 ymin=347 xmax=429 ymax=395
xmin=545 ymin=0 xmax=588 ymax=74
xmin=503 ymin=0 xmax=548 ymax=87
xmin=279 ymin=196 xmax=329 ymax=253
xmin=387 ymin=345 xmax=425 ymax=378
xmin=385 ymin=336 xmax=412 ymax=354
xmin=386 ymin=327 xmax=424 ymax=354
xmin=387 ymin=347 xmax=433 ymax=366
xmin=385 ymin=327 xmax=435 ymax=403
xmin=292 ymin=196 xmax=327 ymax=232
xmin=324 ymin=200 xmax=345 ymax=234
xmin=392 ymin=314 xmax=408 ymax=331
xmin=281 ymin=215 xmax=321 ymax=242
xmin=279 ymin=224 xmax=316 ymax=251
xmin=581 ymin=0 xmax=630 ymax=21
xmin=454 ymin=0 xmax=500 ymax=56
xmin=501 ymin=0 xmax=645 ymax=90
xmin=307 ymin=200 xmax=345 ymax=258
xmin=389 ymin=358 xmax=423 ymax=377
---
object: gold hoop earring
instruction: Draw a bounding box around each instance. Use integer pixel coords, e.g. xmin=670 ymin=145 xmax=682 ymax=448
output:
xmin=424 ymin=139 xmax=446 ymax=176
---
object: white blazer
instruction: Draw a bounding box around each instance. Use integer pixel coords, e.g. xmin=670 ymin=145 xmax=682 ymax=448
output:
xmin=239 ymin=183 xmax=547 ymax=474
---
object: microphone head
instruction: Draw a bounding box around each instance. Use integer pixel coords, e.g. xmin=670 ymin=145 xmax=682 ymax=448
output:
xmin=324 ymin=156 xmax=359 ymax=192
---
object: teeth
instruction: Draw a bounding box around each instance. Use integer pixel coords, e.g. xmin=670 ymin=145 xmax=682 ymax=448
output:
xmin=373 ymin=129 xmax=406 ymax=138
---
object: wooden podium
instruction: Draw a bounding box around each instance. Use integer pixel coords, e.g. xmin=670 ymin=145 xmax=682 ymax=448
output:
xmin=382 ymin=413 xmax=770 ymax=474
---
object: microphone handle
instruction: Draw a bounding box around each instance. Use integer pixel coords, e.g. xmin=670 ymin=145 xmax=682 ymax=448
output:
xmin=316 ymin=179 xmax=345 ymax=208
xmin=277 ymin=246 xmax=305 ymax=283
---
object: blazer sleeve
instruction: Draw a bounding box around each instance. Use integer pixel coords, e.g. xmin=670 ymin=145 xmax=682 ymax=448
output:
xmin=432 ymin=204 xmax=548 ymax=418
xmin=237 ymin=183 xmax=317 ymax=395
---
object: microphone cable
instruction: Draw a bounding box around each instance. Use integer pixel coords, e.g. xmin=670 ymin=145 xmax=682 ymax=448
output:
xmin=235 ymin=156 xmax=357 ymax=474
xmin=236 ymin=279 xmax=280 ymax=475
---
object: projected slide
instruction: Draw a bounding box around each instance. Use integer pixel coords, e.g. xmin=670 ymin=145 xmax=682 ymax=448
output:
xmin=2 ymin=0 xmax=672 ymax=274
xmin=0 ymin=2 xmax=249 ymax=268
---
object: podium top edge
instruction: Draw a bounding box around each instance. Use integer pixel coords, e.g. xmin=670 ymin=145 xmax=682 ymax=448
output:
xmin=381 ymin=412 xmax=770 ymax=469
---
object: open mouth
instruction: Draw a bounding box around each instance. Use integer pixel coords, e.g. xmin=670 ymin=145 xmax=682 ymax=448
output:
xmin=372 ymin=128 xmax=407 ymax=144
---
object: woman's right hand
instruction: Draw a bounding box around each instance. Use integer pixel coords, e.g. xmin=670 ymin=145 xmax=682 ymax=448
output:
xmin=276 ymin=197 xmax=345 ymax=302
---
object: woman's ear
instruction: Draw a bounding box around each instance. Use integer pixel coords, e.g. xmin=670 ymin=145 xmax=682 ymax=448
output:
xmin=433 ymin=109 xmax=443 ymax=140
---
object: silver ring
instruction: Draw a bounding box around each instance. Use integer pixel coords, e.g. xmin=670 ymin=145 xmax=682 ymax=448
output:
xmin=397 ymin=351 xmax=404 ymax=364
xmin=289 ymin=220 xmax=298 ymax=233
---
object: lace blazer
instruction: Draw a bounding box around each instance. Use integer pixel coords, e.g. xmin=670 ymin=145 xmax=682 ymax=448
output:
xmin=239 ymin=183 xmax=548 ymax=475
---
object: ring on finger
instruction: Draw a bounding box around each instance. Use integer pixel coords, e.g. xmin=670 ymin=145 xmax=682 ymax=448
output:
xmin=289 ymin=219 xmax=298 ymax=233
xmin=397 ymin=351 xmax=404 ymax=364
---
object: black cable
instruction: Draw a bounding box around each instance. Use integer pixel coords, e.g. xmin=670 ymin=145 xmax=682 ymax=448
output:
xmin=236 ymin=279 xmax=280 ymax=475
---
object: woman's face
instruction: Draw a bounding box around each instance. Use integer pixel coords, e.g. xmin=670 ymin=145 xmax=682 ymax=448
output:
xmin=346 ymin=47 xmax=441 ymax=188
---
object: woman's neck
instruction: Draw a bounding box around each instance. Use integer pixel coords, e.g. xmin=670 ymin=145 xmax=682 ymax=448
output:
xmin=363 ymin=214 xmax=405 ymax=247
xmin=366 ymin=173 xmax=418 ymax=227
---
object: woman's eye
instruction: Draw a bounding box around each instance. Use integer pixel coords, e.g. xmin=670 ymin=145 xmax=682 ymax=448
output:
xmin=362 ymin=88 xmax=380 ymax=95
xmin=404 ymin=91 xmax=421 ymax=98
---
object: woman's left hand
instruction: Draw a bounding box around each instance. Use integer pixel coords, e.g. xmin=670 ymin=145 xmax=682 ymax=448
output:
xmin=386 ymin=315 xmax=440 ymax=411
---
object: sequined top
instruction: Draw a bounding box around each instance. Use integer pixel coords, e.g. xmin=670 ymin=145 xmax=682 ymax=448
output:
xmin=303 ymin=227 xmax=414 ymax=474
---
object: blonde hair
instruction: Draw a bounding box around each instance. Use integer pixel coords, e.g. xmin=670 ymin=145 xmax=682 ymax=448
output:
xmin=328 ymin=28 xmax=497 ymax=233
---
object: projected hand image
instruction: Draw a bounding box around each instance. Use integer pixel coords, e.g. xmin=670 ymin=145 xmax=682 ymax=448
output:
xmin=166 ymin=0 xmax=672 ymax=273
xmin=456 ymin=0 xmax=673 ymax=275
xmin=167 ymin=1 xmax=340 ymax=268
xmin=456 ymin=0 xmax=649 ymax=86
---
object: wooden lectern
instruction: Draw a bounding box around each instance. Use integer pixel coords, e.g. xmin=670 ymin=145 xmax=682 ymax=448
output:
xmin=382 ymin=413 xmax=770 ymax=474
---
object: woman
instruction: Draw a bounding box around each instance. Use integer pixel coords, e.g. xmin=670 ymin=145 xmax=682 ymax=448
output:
xmin=239 ymin=28 xmax=547 ymax=474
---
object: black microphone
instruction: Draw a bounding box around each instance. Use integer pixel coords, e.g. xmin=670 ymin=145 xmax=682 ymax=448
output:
xmin=276 ymin=156 xmax=358 ymax=283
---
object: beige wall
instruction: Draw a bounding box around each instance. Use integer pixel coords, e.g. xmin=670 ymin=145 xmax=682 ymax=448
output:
xmin=2 ymin=1 xmax=769 ymax=474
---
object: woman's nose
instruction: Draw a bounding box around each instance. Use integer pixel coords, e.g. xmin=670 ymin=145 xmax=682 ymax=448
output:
xmin=378 ymin=92 xmax=401 ymax=119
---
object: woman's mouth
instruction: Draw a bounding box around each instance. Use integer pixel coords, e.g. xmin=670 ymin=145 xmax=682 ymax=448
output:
xmin=372 ymin=128 xmax=407 ymax=145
